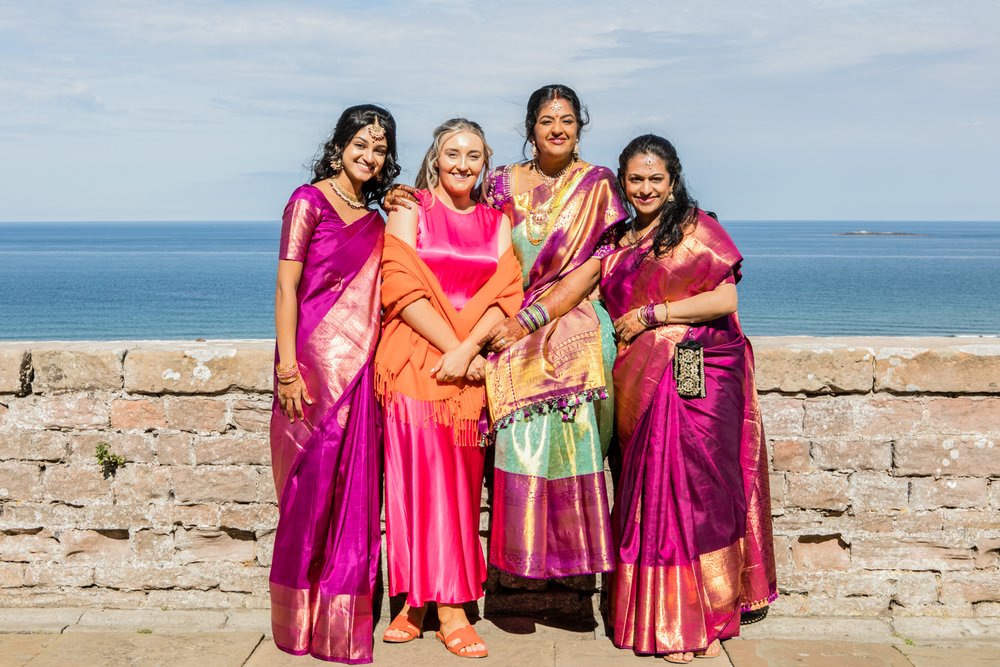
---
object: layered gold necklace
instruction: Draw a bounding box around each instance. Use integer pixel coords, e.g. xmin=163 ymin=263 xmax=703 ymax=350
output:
xmin=328 ymin=178 xmax=365 ymax=210
xmin=524 ymin=159 xmax=576 ymax=246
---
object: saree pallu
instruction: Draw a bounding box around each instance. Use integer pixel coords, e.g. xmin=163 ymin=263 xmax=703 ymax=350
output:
xmin=376 ymin=213 xmax=523 ymax=606
xmin=483 ymin=164 xmax=628 ymax=578
xmin=600 ymin=211 xmax=777 ymax=655
xmin=269 ymin=185 xmax=384 ymax=664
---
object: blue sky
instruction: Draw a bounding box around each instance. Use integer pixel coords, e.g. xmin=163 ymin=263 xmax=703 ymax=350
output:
xmin=1 ymin=0 xmax=997 ymax=221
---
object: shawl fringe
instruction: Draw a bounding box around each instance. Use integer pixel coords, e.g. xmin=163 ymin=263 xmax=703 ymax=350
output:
xmin=491 ymin=385 xmax=609 ymax=432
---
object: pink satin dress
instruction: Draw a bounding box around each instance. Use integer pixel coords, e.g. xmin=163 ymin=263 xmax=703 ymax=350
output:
xmin=384 ymin=190 xmax=504 ymax=606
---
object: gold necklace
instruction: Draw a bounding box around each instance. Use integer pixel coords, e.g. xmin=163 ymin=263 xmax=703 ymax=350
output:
xmin=524 ymin=161 xmax=576 ymax=245
xmin=530 ymin=158 xmax=574 ymax=187
xmin=328 ymin=178 xmax=365 ymax=209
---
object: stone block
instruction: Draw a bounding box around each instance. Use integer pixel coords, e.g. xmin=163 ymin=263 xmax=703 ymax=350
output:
xmin=218 ymin=565 xmax=270 ymax=594
xmin=975 ymin=537 xmax=1000 ymax=568
xmin=892 ymin=572 xmax=940 ymax=607
xmin=0 ymin=429 xmax=68 ymax=462
xmin=0 ymin=501 xmax=84 ymax=531
xmin=43 ymin=465 xmax=112 ymax=504
xmin=991 ymin=480 xmax=1000 ymax=510
xmin=31 ymin=348 xmax=123 ymax=392
xmin=0 ymin=530 xmax=61 ymax=562
xmin=723 ymin=639 xmax=911 ymax=666
xmin=0 ymin=347 xmax=30 ymax=394
xmin=194 ymin=433 xmax=270 ymax=466
xmin=849 ymin=471 xmax=909 ymax=512
xmin=111 ymin=464 xmax=173 ymax=503
xmin=755 ymin=341 xmax=874 ymax=393
xmin=892 ymin=616 xmax=1000 ymax=641
xmin=7 ymin=394 xmax=111 ymax=430
xmin=174 ymin=528 xmax=256 ymax=563
xmin=163 ymin=396 xmax=230 ymax=433
xmin=812 ymin=438 xmax=892 ymax=471
xmin=173 ymin=466 xmax=259 ymax=503
xmin=803 ymin=395 xmax=925 ymax=439
xmin=0 ymin=607 xmax=83 ymax=632
xmin=156 ymin=432 xmax=193 ymax=465
xmin=0 ymin=461 xmax=43 ymax=501
xmin=110 ymin=398 xmax=166 ymax=431
xmin=0 ymin=561 xmax=26 ymax=587
xmin=738 ymin=616 xmax=894 ymax=642
xmin=758 ymin=395 xmax=803 ymax=437
xmin=59 ymin=529 xmax=131 ymax=564
xmin=218 ymin=503 xmax=279 ymax=532
xmin=257 ymin=473 xmax=277 ymax=504
xmin=895 ymin=434 xmax=1000 ymax=476
xmin=73 ymin=608 xmax=228 ymax=631
xmin=784 ymin=472 xmax=849 ymax=511
xmin=899 ymin=644 xmax=1000 ymax=667
xmin=149 ymin=503 xmax=221 ymax=529
xmin=876 ymin=344 xmax=1000 ymax=394
xmin=791 ymin=535 xmax=850 ymax=571
xmin=255 ymin=530 xmax=275 ymax=567
xmin=124 ymin=343 xmax=272 ymax=394
xmin=853 ymin=538 xmax=975 ymax=571
xmin=68 ymin=431 xmax=156 ymax=464
xmin=143 ymin=588 xmax=250 ymax=610
xmin=924 ymin=396 xmax=1000 ymax=434
xmin=133 ymin=529 xmax=176 ymax=561
xmin=769 ymin=472 xmax=785 ymax=514
xmin=773 ymin=509 xmax=828 ymax=532
xmin=939 ymin=572 xmax=1000 ymax=605
xmin=93 ymin=564 xmax=219 ymax=590
xmin=910 ymin=477 xmax=989 ymax=510
xmin=232 ymin=399 xmax=271 ymax=433
xmin=770 ymin=438 xmax=811 ymax=472
xmin=24 ymin=563 xmax=95 ymax=587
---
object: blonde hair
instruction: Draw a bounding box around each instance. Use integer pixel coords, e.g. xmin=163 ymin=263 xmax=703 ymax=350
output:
xmin=414 ymin=118 xmax=493 ymax=198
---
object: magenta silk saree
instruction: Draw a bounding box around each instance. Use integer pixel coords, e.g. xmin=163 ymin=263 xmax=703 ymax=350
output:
xmin=268 ymin=185 xmax=383 ymax=664
xmin=599 ymin=211 xmax=777 ymax=655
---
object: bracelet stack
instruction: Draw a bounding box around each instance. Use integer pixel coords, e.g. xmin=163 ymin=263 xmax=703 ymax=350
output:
xmin=637 ymin=301 xmax=670 ymax=328
xmin=515 ymin=303 xmax=551 ymax=333
xmin=275 ymin=361 xmax=300 ymax=384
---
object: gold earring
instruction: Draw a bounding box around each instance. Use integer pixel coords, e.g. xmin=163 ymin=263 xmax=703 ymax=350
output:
xmin=668 ymin=190 xmax=676 ymax=203
xmin=573 ymin=142 xmax=580 ymax=160
xmin=330 ymin=157 xmax=343 ymax=174
xmin=531 ymin=142 xmax=539 ymax=160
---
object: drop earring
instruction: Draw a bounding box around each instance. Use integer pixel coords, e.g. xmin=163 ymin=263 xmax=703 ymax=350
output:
xmin=330 ymin=157 xmax=343 ymax=174
xmin=668 ymin=189 xmax=676 ymax=203
xmin=573 ymin=142 xmax=580 ymax=160
xmin=531 ymin=142 xmax=539 ymax=160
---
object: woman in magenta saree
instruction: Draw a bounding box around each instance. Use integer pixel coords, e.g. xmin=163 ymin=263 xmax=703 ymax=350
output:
xmin=269 ymin=105 xmax=400 ymax=664
xmin=599 ymin=135 xmax=777 ymax=662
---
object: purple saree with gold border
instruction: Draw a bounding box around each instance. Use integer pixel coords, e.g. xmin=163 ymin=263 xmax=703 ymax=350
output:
xmin=268 ymin=185 xmax=384 ymax=664
xmin=599 ymin=211 xmax=777 ymax=655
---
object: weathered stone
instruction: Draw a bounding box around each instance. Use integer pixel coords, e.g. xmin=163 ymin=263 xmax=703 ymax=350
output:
xmin=232 ymin=399 xmax=271 ymax=433
xmin=803 ymin=395 xmax=925 ymax=438
xmin=892 ymin=572 xmax=940 ymax=607
xmin=73 ymin=608 xmax=229 ymax=632
xmin=910 ymin=477 xmax=988 ymax=510
xmin=31 ymin=348 xmax=123 ymax=392
xmin=59 ymin=529 xmax=131 ymax=564
xmin=143 ymin=588 xmax=249 ymax=610
xmin=755 ymin=340 xmax=874 ymax=393
xmin=124 ymin=343 xmax=272 ymax=394
xmin=255 ymin=530 xmax=275 ymax=567
xmin=939 ymin=572 xmax=1000 ymax=605
xmin=148 ymin=503 xmax=221 ymax=529
xmin=257 ymin=472 xmax=277 ymax=504
xmin=792 ymin=535 xmax=850 ymax=571
xmin=8 ymin=394 xmax=111 ymax=430
xmin=853 ymin=538 xmax=975 ymax=571
xmin=218 ymin=565 xmax=269 ymax=594
xmin=35 ymin=632 xmax=261 ymax=667
xmin=0 ymin=634 xmax=57 ymax=664
xmin=973 ymin=537 xmax=1000 ymax=568
xmin=991 ymin=480 xmax=1000 ymax=510
xmin=0 ymin=461 xmax=43 ymax=500
xmin=771 ymin=438 xmax=811 ymax=472
xmin=111 ymin=464 xmax=173 ymax=503
xmin=924 ymin=396 xmax=1000 ymax=434
xmin=93 ymin=564 xmax=219 ymax=591
xmin=723 ymin=639 xmax=911 ymax=666
xmin=23 ymin=563 xmax=95 ymax=587
xmin=876 ymin=344 xmax=1000 ymax=394
xmin=849 ymin=472 xmax=909 ymax=512
xmin=68 ymin=431 xmax=156 ymax=464
xmin=738 ymin=616 xmax=894 ymax=642
xmin=769 ymin=472 xmax=785 ymax=514
xmin=0 ymin=429 xmax=68 ymax=461
xmin=0 ymin=607 xmax=83 ymax=632
xmin=812 ymin=438 xmax=892 ymax=471
xmin=132 ymin=529 xmax=176 ymax=561
xmin=899 ymin=644 xmax=1000 ymax=667
xmin=0 ymin=530 xmax=61 ymax=562
xmin=0 ymin=501 xmax=85 ymax=530
xmin=0 ymin=347 xmax=30 ymax=394
xmin=218 ymin=503 xmax=279 ymax=531
xmin=110 ymin=398 xmax=166 ymax=431
xmin=174 ymin=527 xmax=256 ymax=563
xmin=194 ymin=433 xmax=269 ymax=466
xmin=163 ymin=396 xmax=230 ymax=432
xmin=172 ymin=465 xmax=259 ymax=503
xmin=892 ymin=616 xmax=1000 ymax=641
xmin=43 ymin=465 xmax=112 ymax=504
xmin=895 ymin=434 xmax=1000 ymax=477
xmin=155 ymin=432 xmax=192 ymax=465
xmin=0 ymin=561 xmax=26 ymax=587
xmin=785 ymin=472 xmax=850 ymax=511
xmin=758 ymin=394 xmax=803 ymax=437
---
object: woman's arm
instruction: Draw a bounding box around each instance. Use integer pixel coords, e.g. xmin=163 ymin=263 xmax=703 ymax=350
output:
xmin=274 ymin=260 xmax=313 ymax=420
xmin=614 ymin=281 xmax=738 ymax=343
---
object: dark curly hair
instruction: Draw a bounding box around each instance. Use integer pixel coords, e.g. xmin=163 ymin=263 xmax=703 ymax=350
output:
xmin=310 ymin=104 xmax=400 ymax=207
xmin=521 ymin=84 xmax=590 ymax=159
xmin=616 ymin=134 xmax=699 ymax=258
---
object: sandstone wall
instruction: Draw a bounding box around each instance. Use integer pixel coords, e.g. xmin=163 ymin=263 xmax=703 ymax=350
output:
xmin=0 ymin=338 xmax=998 ymax=618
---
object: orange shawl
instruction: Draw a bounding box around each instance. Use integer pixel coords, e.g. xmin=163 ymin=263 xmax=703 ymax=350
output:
xmin=375 ymin=234 xmax=523 ymax=445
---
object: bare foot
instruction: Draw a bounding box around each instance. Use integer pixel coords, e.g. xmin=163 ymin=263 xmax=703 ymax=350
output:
xmin=664 ymin=652 xmax=694 ymax=663
xmin=437 ymin=603 xmax=486 ymax=655
xmin=695 ymin=639 xmax=721 ymax=658
xmin=383 ymin=604 xmax=425 ymax=642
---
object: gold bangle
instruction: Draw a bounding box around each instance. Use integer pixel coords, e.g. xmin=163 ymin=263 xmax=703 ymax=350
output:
xmin=661 ymin=301 xmax=670 ymax=325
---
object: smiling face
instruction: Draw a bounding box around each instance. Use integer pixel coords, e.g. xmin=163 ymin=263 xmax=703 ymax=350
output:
xmin=623 ymin=152 xmax=673 ymax=225
xmin=339 ymin=126 xmax=388 ymax=184
xmin=435 ymin=130 xmax=486 ymax=199
xmin=531 ymin=97 xmax=579 ymax=162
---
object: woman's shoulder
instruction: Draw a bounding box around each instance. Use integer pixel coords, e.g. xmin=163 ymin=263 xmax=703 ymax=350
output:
xmin=286 ymin=183 xmax=328 ymax=209
xmin=690 ymin=209 xmax=740 ymax=255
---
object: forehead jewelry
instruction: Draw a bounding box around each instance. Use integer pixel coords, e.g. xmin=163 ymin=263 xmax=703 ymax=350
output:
xmin=644 ymin=154 xmax=655 ymax=167
xmin=549 ymin=99 xmax=564 ymax=114
xmin=367 ymin=115 xmax=386 ymax=142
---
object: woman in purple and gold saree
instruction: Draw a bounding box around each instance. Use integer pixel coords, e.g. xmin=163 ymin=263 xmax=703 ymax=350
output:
xmin=479 ymin=85 xmax=628 ymax=580
xmin=268 ymin=105 xmax=401 ymax=664
xmin=599 ymin=135 xmax=777 ymax=663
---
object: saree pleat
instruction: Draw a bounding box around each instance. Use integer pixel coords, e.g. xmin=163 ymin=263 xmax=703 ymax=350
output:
xmin=269 ymin=185 xmax=384 ymax=664
xmin=600 ymin=211 xmax=777 ymax=655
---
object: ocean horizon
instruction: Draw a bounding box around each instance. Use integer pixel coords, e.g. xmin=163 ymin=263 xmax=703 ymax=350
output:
xmin=3 ymin=219 xmax=998 ymax=340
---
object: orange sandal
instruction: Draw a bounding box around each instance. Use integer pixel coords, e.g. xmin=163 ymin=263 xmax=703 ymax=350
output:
xmin=435 ymin=625 xmax=488 ymax=659
xmin=382 ymin=614 xmax=422 ymax=643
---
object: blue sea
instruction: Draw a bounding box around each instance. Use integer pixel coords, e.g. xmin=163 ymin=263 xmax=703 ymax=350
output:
xmin=1 ymin=220 xmax=998 ymax=339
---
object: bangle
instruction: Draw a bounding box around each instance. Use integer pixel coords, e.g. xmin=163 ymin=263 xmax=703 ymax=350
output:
xmin=637 ymin=303 xmax=658 ymax=328
xmin=515 ymin=303 xmax=551 ymax=333
xmin=275 ymin=361 xmax=300 ymax=382
xmin=661 ymin=301 xmax=670 ymax=325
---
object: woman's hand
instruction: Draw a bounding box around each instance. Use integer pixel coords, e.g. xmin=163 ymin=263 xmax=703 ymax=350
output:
xmin=277 ymin=376 xmax=314 ymax=422
xmin=431 ymin=341 xmax=477 ymax=384
xmin=466 ymin=354 xmax=487 ymax=383
xmin=480 ymin=317 xmax=529 ymax=353
xmin=381 ymin=184 xmax=419 ymax=213
xmin=614 ymin=309 xmax=648 ymax=345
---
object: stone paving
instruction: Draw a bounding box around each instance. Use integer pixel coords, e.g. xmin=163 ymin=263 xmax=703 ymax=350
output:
xmin=1 ymin=610 xmax=999 ymax=666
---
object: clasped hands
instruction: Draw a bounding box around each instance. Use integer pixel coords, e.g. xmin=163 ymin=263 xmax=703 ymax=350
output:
xmin=613 ymin=308 xmax=651 ymax=345
xmin=430 ymin=340 xmax=488 ymax=385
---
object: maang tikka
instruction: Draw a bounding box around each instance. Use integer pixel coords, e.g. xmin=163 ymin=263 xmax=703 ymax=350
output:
xmin=367 ymin=115 xmax=386 ymax=142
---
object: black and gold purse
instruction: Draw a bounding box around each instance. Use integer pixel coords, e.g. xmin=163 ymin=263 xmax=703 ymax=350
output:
xmin=673 ymin=340 xmax=706 ymax=398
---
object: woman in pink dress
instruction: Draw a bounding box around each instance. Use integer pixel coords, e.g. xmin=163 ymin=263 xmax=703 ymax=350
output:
xmin=375 ymin=118 xmax=523 ymax=658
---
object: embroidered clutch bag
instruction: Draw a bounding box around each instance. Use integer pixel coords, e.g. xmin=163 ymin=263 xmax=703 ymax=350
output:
xmin=673 ymin=340 xmax=706 ymax=398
